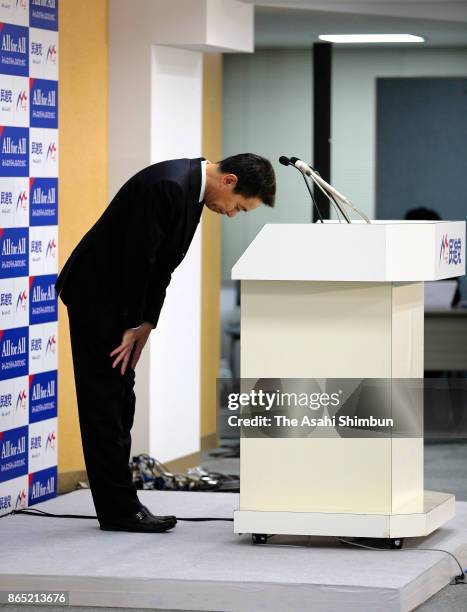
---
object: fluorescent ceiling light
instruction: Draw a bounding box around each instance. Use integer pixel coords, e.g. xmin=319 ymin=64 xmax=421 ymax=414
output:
xmin=318 ymin=34 xmax=424 ymax=44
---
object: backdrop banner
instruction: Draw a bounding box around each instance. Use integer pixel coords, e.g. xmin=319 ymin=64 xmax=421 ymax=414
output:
xmin=0 ymin=0 xmax=58 ymax=515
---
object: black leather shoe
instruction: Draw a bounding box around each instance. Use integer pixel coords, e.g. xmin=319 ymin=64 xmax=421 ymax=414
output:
xmin=99 ymin=507 xmax=177 ymax=533
xmin=139 ymin=504 xmax=177 ymax=524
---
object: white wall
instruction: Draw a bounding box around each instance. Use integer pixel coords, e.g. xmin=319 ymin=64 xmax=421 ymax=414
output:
xmin=108 ymin=35 xmax=203 ymax=464
xmin=222 ymin=49 xmax=313 ymax=280
xmin=149 ymin=45 xmax=203 ymax=462
xmin=332 ymin=47 xmax=467 ymax=219
xmin=109 ymin=0 xmax=253 ymax=464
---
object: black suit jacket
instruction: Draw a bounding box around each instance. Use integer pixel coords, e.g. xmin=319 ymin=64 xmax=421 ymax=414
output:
xmin=55 ymin=158 xmax=204 ymax=329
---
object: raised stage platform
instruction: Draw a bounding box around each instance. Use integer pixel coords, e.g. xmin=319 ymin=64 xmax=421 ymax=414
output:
xmin=0 ymin=490 xmax=466 ymax=611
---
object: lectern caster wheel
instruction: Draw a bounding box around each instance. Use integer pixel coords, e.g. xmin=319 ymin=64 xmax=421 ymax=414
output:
xmin=389 ymin=538 xmax=404 ymax=550
xmin=252 ymin=533 xmax=268 ymax=544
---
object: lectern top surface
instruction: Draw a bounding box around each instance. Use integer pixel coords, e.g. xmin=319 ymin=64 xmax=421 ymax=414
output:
xmin=232 ymin=220 xmax=465 ymax=282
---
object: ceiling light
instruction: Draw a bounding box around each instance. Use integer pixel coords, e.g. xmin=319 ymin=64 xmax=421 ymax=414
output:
xmin=318 ymin=34 xmax=424 ymax=44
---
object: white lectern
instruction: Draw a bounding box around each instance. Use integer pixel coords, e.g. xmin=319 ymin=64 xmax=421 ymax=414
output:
xmin=232 ymin=221 xmax=465 ymax=543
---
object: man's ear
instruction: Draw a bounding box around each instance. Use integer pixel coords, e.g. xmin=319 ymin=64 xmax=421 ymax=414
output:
xmin=223 ymin=173 xmax=238 ymax=188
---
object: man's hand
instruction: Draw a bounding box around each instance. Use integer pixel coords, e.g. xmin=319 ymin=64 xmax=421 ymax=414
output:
xmin=110 ymin=322 xmax=154 ymax=375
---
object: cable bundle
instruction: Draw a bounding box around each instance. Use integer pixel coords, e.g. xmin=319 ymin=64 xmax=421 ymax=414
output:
xmin=130 ymin=454 xmax=239 ymax=493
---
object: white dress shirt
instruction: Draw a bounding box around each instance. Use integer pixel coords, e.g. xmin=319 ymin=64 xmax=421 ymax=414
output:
xmin=199 ymin=159 xmax=208 ymax=203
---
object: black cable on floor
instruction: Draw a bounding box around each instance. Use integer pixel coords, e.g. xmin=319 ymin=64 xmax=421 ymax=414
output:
xmin=12 ymin=509 xmax=96 ymax=519
xmin=4 ymin=508 xmax=233 ymax=522
xmin=338 ymin=537 xmax=466 ymax=585
xmin=176 ymin=517 xmax=234 ymax=522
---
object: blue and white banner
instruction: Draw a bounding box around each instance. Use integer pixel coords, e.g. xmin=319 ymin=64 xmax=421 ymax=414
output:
xmin=0 ymin=375 xmax=28 ymax=432
xmin=0 ymin=0 xmax=58 ymax=513
xmin=0 ymin=277 xmax=29 ymax=329
xmin=0 ymin=226 xmax=29 ymax=278
xmin=29 ymin=27 xmax=57 ymax=80
xmin=28 ymin=464 xmax=56 ymax=504
xmin=0 ymin=177 xmax=29 ymax=227
xmin=29 ymin=369 xmax=57 ymax=423
xmin=0 ymin=424 xmax=28 ymax=482
xmin=29 ymin=177 xmax=57 ymax=225
xmin=0 ymin=74 xmax=29 ymax=127
xmin=30 ymin=78 xmax=57 ymax=128
xmin=0 ymin=23 xmax=28 ymax=77
xmin=0 ymin=126 xmax=29 ymax=176
xmin=0 ymin=474 xmax=28 ymax=512
xmin=0 ymin=1 xmax=29 ymax=28
xmin=29 ymin=225 xmax=57 ymax=275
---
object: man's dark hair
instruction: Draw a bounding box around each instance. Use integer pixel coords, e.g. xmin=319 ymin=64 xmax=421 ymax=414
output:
xmin=218 ymin=153 xmax=276 ymax=207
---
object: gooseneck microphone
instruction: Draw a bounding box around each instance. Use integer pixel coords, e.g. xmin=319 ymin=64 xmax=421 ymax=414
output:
xmin=280 ymin=156 xmax=370 ymax=224
xmin=279 ymin=156 xmax=324 ymax=223
xmin=280 ymin=156 xmax=312 ymax=176
xmin=290 ymin=157 xmax=351 ymax=223
xmin=289 ymin=157 xmax=313 ymax=177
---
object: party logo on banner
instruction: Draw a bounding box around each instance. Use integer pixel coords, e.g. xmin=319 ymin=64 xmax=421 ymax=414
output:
xmin=0 ymin=424 xmax=28 ymax=482
xmin=30 ymin=0 xmax=58 ymax=32
xmin=0 ymin=1 xmax=28 ymax=28
xmin=0 ymin=490 xmax=12 ymax=511
xmin=0 ymin=475 xmax=28 ymax=515
xmin=0 ymin=227 xmax=28 ymax=279
xmin=0 ymin=376 xmax=28 ymax=433
xmin=29 ymin=370 xmax=57 ymax=424
xmin=0 ymin=22 xmax=28 ymax=77
xmin=0 ymin=277 xmax=28 ymax=329
xmin=0 ymin=178 xmax=29 ymax=228
xmin=0 ymin=126 xmax=29 ymax=177
xmin=15 ymin=485 xmax=27 ymax=509
xmin=29 ymin=28 xmax=57 ymax=80
xmin=29 ymin=226 xmax=57 ymax=275
xmin=29 ymin=321 xmax=57 ymax=374
xmin=30 ymin=78 xmax=57 ymax=128
xmin=0 ymin=326 xmax=28 ymax=380
xmin=0 ymin=74 xmax=29 ymax=127
xmin=29 ymin=127 xmax=58 ymax=177
xmin=29 ymin=273 xmax=57 ymax=324
xmin=29 ymin=177 xmax=56 ymax=225
xmin=29 ymin=417 xmax=57 ymax=472
xmin=28 ymin=465 xmax=56 ymax=505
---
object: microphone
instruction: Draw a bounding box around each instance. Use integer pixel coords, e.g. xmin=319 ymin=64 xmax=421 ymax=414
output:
xmin=289 ymin=157 xmax=313 ymax=177
xmin=290 ymin=157 xmax=352 ymax=224
xmin=279 ymin=156 xmax=370 ymax=224
xmin=280 ymin=155 xmax=313 ymax=176
xmin=278 ymin=155 xmax=324 ymax=223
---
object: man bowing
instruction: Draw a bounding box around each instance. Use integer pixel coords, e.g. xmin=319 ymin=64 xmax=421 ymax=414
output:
xmin=56 ymin=153 xmax=276 ymax=533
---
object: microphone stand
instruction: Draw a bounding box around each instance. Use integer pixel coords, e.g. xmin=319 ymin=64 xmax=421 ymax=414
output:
xmin=289 ymin=157 xmax=351 ymax=223
xmin=298 ymin=166 xmax=324 ymax=223
xmin=280 ymin=156 xmax=324 ymax=223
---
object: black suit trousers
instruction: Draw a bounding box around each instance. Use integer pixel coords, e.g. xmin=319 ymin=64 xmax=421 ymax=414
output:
xmin=67 ymin=302 xmax=141 ymax=521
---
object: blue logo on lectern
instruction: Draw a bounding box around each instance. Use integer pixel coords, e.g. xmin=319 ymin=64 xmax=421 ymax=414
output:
xmin=440 ymin=234 xmax=462 ymax=265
